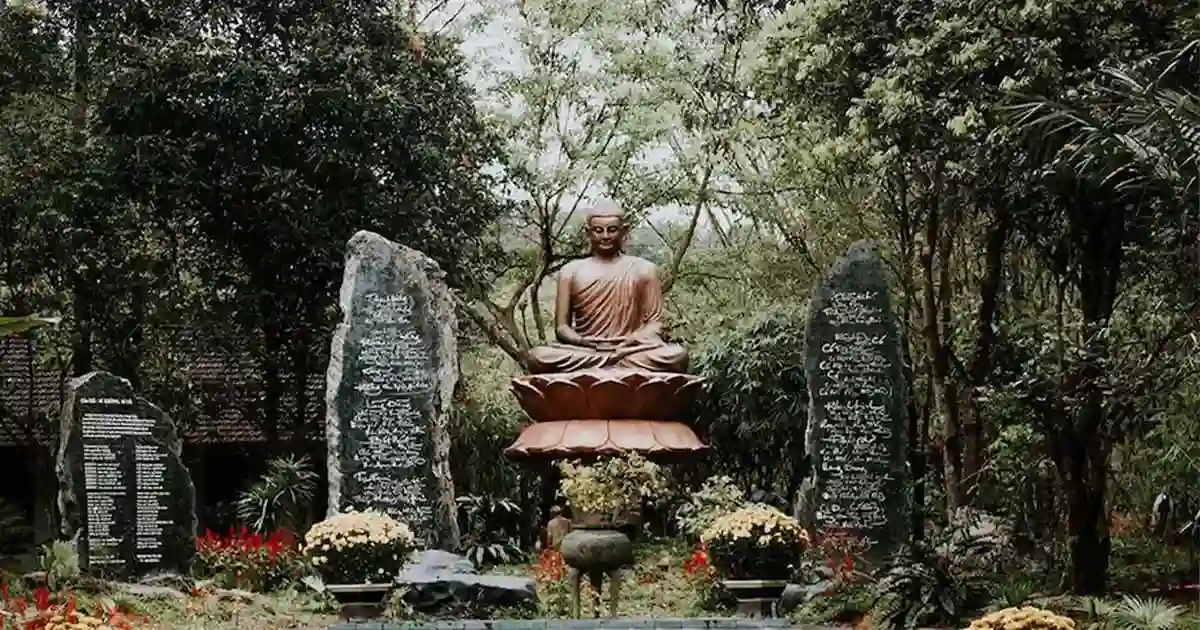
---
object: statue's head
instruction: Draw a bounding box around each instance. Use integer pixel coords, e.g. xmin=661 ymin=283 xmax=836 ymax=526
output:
xmin=584 ymin=201 xmax=627 ymax=257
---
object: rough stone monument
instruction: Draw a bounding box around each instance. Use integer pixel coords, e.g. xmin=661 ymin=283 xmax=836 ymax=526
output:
xmin=326 ymin=230 xmax=460 ymax=550
xmin=56 ymin=371 xmax=197 ymax=580
xmin=798 ymin=241 xmax=910 ymax=557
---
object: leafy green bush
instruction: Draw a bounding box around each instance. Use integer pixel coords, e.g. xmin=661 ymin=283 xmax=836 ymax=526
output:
xmin=673 ymin=475 xmax=745 ymax=539
xmin=693 ymin=304 xmax=807 ymax=494
xmin=39 ymin=540 xmax=79 ymax=590
xmin=871 ymin=526 xmax=998 ymax=630
xmin=236 ymin=455 xmax=318 ymax=533
xmin=450 ymin=347 xmax=528 ymax=520
xmin=1071 ymin=596 xmax=1188 ymax=630
xmin=457 ymin=494 xmax=524 ymax=567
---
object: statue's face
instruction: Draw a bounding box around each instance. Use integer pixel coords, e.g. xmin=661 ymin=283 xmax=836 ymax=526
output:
xmin=586 ymin=215 xmax=625 ymax=256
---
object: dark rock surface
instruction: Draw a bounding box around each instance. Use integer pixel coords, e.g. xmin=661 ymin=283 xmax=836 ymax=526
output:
xmin=55 ymin=371 xmax=197 ymax=580
xmin=326 ymin=230 xmax=459 ymax=550
xmin=797 ymin=241 xmax=910 ymax=558
xmin=395 ymin=549 xmax=537 ymax=614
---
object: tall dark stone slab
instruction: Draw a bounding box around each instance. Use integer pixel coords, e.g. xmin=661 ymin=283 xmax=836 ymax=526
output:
xmin=55 ymin=371 xmax=197 ymax=580
xmin=798 ymin=241 xmax=910 ymax=556
xmin=326 ymin=230 xmax=460 ymax=551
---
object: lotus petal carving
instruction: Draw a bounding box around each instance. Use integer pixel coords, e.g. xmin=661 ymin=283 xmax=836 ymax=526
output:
xmin=510 ymin=369 xmax=705 ymax=422
xmin=504 ymin=419 xmax=707 ymax=458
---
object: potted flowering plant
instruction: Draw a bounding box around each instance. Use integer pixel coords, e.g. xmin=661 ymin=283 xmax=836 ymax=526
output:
xmin=700 ymin=504 xmax=810 ymax=616
xmin=302 ymin=510 xmax=415 ymax=618
xmin=558 ymin=452 xmax=666 ymax=527
xmin=556 ymin=452 xmax=667 ymax=618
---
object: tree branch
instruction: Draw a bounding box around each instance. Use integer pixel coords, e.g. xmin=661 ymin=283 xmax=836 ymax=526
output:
xmin=661 ymin=161 xmax=713 ymax=295
xmin=459 ymin=296 xmax=524 ymax=361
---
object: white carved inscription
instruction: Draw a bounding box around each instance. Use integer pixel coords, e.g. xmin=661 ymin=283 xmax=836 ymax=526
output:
xmin=813 ymin=290 xmax=898 ymax=533
xmin=345 ymin=291 xmax=434 ymax=538
xmin=355 ymin=293 xmax=433 ymax=395
xmin=79 ymin=397 xmax=173 ymax=571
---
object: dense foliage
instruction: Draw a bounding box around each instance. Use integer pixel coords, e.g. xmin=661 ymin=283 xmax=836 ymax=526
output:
xmin=2 ymin=0 xmax=1200 ymax=619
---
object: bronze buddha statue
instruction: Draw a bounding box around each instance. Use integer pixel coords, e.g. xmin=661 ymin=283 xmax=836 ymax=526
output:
xmin=523 ymin=201 xmax=688 ymax=374
xmin=505 ymin=200 xmax=706 ymax=458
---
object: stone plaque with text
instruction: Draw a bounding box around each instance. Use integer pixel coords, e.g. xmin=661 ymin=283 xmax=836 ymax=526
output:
xmin=798 ymin=241 xmax=910 ymax=557
xmin=326 ymin=230 xmax=460 ymax=550
xmin=55 ymin=371 xmax=197 ymax=580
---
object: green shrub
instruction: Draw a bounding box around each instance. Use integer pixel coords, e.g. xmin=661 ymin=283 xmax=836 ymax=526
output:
xmin=673 ymin=475 xmax=745 ymax=539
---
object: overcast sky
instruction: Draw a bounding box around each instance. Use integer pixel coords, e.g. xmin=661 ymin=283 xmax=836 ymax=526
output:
xmin=414 ymin=0 xmax=730 ymax=232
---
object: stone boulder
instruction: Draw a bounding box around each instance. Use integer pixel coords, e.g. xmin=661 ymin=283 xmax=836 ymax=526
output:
xmin=396 ymin=550 xmax=537 ymax=613
xmin=325 ymin=231 xmax=459 ymax=550
xmin=124 ymin=584 xmax=187 ymax=602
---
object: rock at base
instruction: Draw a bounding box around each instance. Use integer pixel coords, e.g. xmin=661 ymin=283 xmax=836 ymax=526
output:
xmin=55 ymin=371 xmax=197 ymax=581
xmin=326 ymin=230 xmax=459 ymax=550
xmin=396 ymin=550 xmax=537 ymax=614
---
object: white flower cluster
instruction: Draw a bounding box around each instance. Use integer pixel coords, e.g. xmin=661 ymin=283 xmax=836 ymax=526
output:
xmin=700 ymin=503 xmax=809 ymax=547
xmin=303 ymin=510 xmax=414 ymax=567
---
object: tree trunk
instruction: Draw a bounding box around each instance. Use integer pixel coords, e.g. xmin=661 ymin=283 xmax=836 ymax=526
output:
xmin=920 ymin=195 xmax=964 ymax=511
xmin=1062 ymin=418 xmax=1110 ymax=594
xmin=962 ymin=210 xmax=1011 ymax=496
xmin=1056 ymin=186 xmax=1122 ymax=595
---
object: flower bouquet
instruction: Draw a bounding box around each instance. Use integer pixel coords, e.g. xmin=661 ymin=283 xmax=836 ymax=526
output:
xmin=302 ymin=510 xmax=415 ymax=585
xmin=558 ymin=452 xmax=666 ymax=527
xmin=700 ymin=504 xmax=809 ymax=580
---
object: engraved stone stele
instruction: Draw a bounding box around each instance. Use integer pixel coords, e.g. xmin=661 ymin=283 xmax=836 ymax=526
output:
xmin=326 ymin=230 xmax=460 ymax=551
xmin=55 ymin=371 xmax=197 ymax=580
xmin=797 ymin=240 xmax=910 ymax=558
xmin=504 ymin=201 xmax=706 ymax=460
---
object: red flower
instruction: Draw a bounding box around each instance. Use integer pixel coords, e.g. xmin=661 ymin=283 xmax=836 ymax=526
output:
xmin=33 ymin=586 xmax=50 ymax=611
xmin=683 ymin=543 xmax=710 ymax=574
xmin=533 ymin=549 xmax=566 ymax=582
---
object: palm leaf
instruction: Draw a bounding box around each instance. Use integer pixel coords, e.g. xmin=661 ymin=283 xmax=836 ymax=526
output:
xmin=1005 ymin=40 xmax=1200 ymax=204
xmin=0 ymin=315 xmax=61 ymax=337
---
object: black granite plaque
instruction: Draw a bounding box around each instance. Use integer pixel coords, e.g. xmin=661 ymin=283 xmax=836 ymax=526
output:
xmin=798 ymin=241 xmax=910 ymax=556
xmin=55 ymin=371 xmax=197 ymax=580
xmin=326 ymin=231 xmax=460 ymax=550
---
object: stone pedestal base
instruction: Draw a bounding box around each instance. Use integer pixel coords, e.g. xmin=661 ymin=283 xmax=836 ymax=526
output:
xmin=719 ymin=579 xmax=787 ymax=619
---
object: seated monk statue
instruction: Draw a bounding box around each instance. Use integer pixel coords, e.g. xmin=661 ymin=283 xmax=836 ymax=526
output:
xmin=524 ymin=201 xmax=689 ymax=374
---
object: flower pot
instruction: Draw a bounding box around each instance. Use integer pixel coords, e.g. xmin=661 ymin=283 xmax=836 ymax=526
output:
xmin=572 ymin=509 xmax=642 ymax=530
xmin=560 ymin=528 xmax=634 ymax=572
xmin=326 ymin=583 xmax=392 ymax=620
xmin=718 ymin=579 xmax=788 ymax=618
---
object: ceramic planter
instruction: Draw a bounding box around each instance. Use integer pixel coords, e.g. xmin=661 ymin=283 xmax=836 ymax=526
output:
xmin=571 ymin=509 xmax=642 ymax=530
xmin=560 ymin=528 xmax=635 ymax=572
xmin=326 ymin=583 xmax=393 ymax=620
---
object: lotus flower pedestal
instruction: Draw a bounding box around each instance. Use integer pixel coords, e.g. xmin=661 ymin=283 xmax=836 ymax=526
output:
xmin=504 ymin=369 xmax=708 ymax=459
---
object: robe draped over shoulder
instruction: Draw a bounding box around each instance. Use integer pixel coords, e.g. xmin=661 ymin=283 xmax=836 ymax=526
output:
xmin=524 ymin=255 xmax=688 ymax=374
xmin=570 ymin=255 xmax=657 ymax=338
